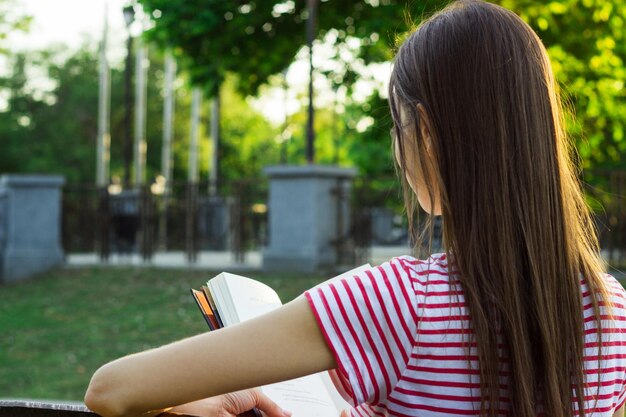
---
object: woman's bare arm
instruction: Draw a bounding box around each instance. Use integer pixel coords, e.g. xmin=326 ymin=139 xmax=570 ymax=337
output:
xmin=84 ymin=297 xmax=336 ymax=417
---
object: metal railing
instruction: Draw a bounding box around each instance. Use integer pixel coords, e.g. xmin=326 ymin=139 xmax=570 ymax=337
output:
xmin=61 ymin=170 xmax=626 ymax=267
xmin=62 ymin=179 xmax=268 ymax=263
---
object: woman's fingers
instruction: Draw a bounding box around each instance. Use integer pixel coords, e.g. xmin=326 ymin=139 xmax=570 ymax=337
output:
xmin=221 ymin=389 xmax=290 ymax=417
xmin=248 ymin=390 xmax=291 ymax=417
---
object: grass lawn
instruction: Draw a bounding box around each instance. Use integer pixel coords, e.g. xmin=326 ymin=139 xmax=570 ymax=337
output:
xmin=3 ymin=265 xmax=624 ymax=403
xmin=0 ymin=266 xmax=325 ymax=401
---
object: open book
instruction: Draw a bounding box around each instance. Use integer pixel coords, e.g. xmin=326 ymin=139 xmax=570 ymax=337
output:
xmin=191 ymin=265 xmax=371 ymax=417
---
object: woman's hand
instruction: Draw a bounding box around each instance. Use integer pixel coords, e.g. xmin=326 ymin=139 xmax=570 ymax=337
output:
xmin=168 ymin=389 xmax=292 ymax=417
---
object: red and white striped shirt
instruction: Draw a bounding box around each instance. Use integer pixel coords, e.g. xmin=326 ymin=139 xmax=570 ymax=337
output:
xmin=304 ymin=253 xmax=626 ymax=417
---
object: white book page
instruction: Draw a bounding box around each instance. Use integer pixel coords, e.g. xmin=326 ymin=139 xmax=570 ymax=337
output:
xmin=261 ymin=375 xmax=342 ymax=417
xmin=207 ymin=275 xmax=238 ymax=327
xmin=219 ymin=272 xmax=282 ymax=323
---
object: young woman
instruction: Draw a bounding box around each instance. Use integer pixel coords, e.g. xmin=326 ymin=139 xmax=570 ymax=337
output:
xmin=85 ymin=1 xmax=626 ymax=416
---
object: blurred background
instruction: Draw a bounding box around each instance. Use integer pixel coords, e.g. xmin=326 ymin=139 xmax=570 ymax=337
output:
xmin=0 ymin=0 xmax=625 ymax=403
xmin=1 ymin=0 xmax=625 ymax=264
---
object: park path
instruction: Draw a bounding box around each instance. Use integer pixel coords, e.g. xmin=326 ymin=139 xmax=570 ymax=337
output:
xmin=65 ymin=245 xmax=413 ymax=271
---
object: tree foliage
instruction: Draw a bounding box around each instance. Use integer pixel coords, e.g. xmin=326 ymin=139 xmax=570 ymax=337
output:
xmin=0 ymin=0 xmax=31 ymax=55
xmin=2 ymin=0 xmax=625 ymax=191
xmin=137 ymin=0 xmax=444 ymax=95
xmin=492 ymin=0 xmax=626 ymax=168
xmin=137 ymin=0 xmax=626 ymax=174
xmin=0 ymin=51 xmax=98 ymax=182
xmin=0 ymin=47 xmax=280 ymax=184
xmin=0 ymin=48 xmax=141 ymax=183
xmin=348 ymin=0 xmax=626 ymax=176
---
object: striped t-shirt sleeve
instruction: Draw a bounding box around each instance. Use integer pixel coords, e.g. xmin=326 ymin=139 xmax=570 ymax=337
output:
xmin=304 ymin=258 xmax=419 ymax=407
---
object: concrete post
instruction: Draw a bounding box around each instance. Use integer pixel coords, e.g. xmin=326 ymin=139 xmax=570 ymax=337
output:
xmin=263 ymin=165 xmax=356 ymax=273
xmin=0 ymin=175 xmax=65 ymax=283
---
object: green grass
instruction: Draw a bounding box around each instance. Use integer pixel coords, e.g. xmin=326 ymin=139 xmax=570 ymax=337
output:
xmin=0 ymin=266 xmax=325 ymax=401
xmin=3 ymin=265 xmax=625 ymax=402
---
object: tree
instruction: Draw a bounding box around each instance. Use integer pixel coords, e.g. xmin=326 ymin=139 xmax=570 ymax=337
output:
xmin=0 ymin=54 xmax=43 ymax=173
xmin=494 ymin=0 xmax=626 ymax=169
xmin=0 ymin=46 xmax=281 ymax=185
xmin=137 ymin=0 xmax=444 ymax=95
xmin=0 ymin=48 xmax=115 ymax=183
xmin=136 ymin=0 xmax=626 ymax=178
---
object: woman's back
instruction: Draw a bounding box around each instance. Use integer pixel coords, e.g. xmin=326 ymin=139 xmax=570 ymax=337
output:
xmin=305 ymin=255 xmax=626 ymax=417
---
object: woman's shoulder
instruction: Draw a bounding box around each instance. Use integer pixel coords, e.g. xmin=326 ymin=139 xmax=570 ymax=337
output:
xmin=390 ymin=252 xmax=454 ymax=283
xmin=332 ymin=254 xmax=456 ymax=306
xmin=599 ymin=272 xmax=626 ymax=309
xmin=581 ymin=272 xmax=626 ymax=332
xmin=602 ymin=272 xmax=626 ymax=293
xmin=381 ymin=253 xmax=461 ymax=301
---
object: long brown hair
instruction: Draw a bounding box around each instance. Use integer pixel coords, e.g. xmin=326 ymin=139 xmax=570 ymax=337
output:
xmin=389 ymin=1 xmax=610 ymax=416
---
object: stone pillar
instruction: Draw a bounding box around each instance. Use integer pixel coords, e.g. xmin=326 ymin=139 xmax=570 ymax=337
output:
xmin=0 ymin=175 xmax=65 ymax=283
xmin=263 ymin=165 xmax=356 ymax=273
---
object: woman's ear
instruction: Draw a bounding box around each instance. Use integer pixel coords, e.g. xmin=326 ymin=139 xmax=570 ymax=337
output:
xmin=417 ymin=103 xmax=434 ymax=153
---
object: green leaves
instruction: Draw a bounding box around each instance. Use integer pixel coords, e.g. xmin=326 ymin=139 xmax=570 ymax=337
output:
xmin=2 ymin=0 xmax=624 ymax=188
xmin=496 ymin=0 xmax=626 ymax=168
xmin=0 ymin=47 xmax=281 ymax=185
xmin=137 ymin=0 xmax=433 ymax=95
xmin=0 ymin=0 xmax=31 ymax=55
